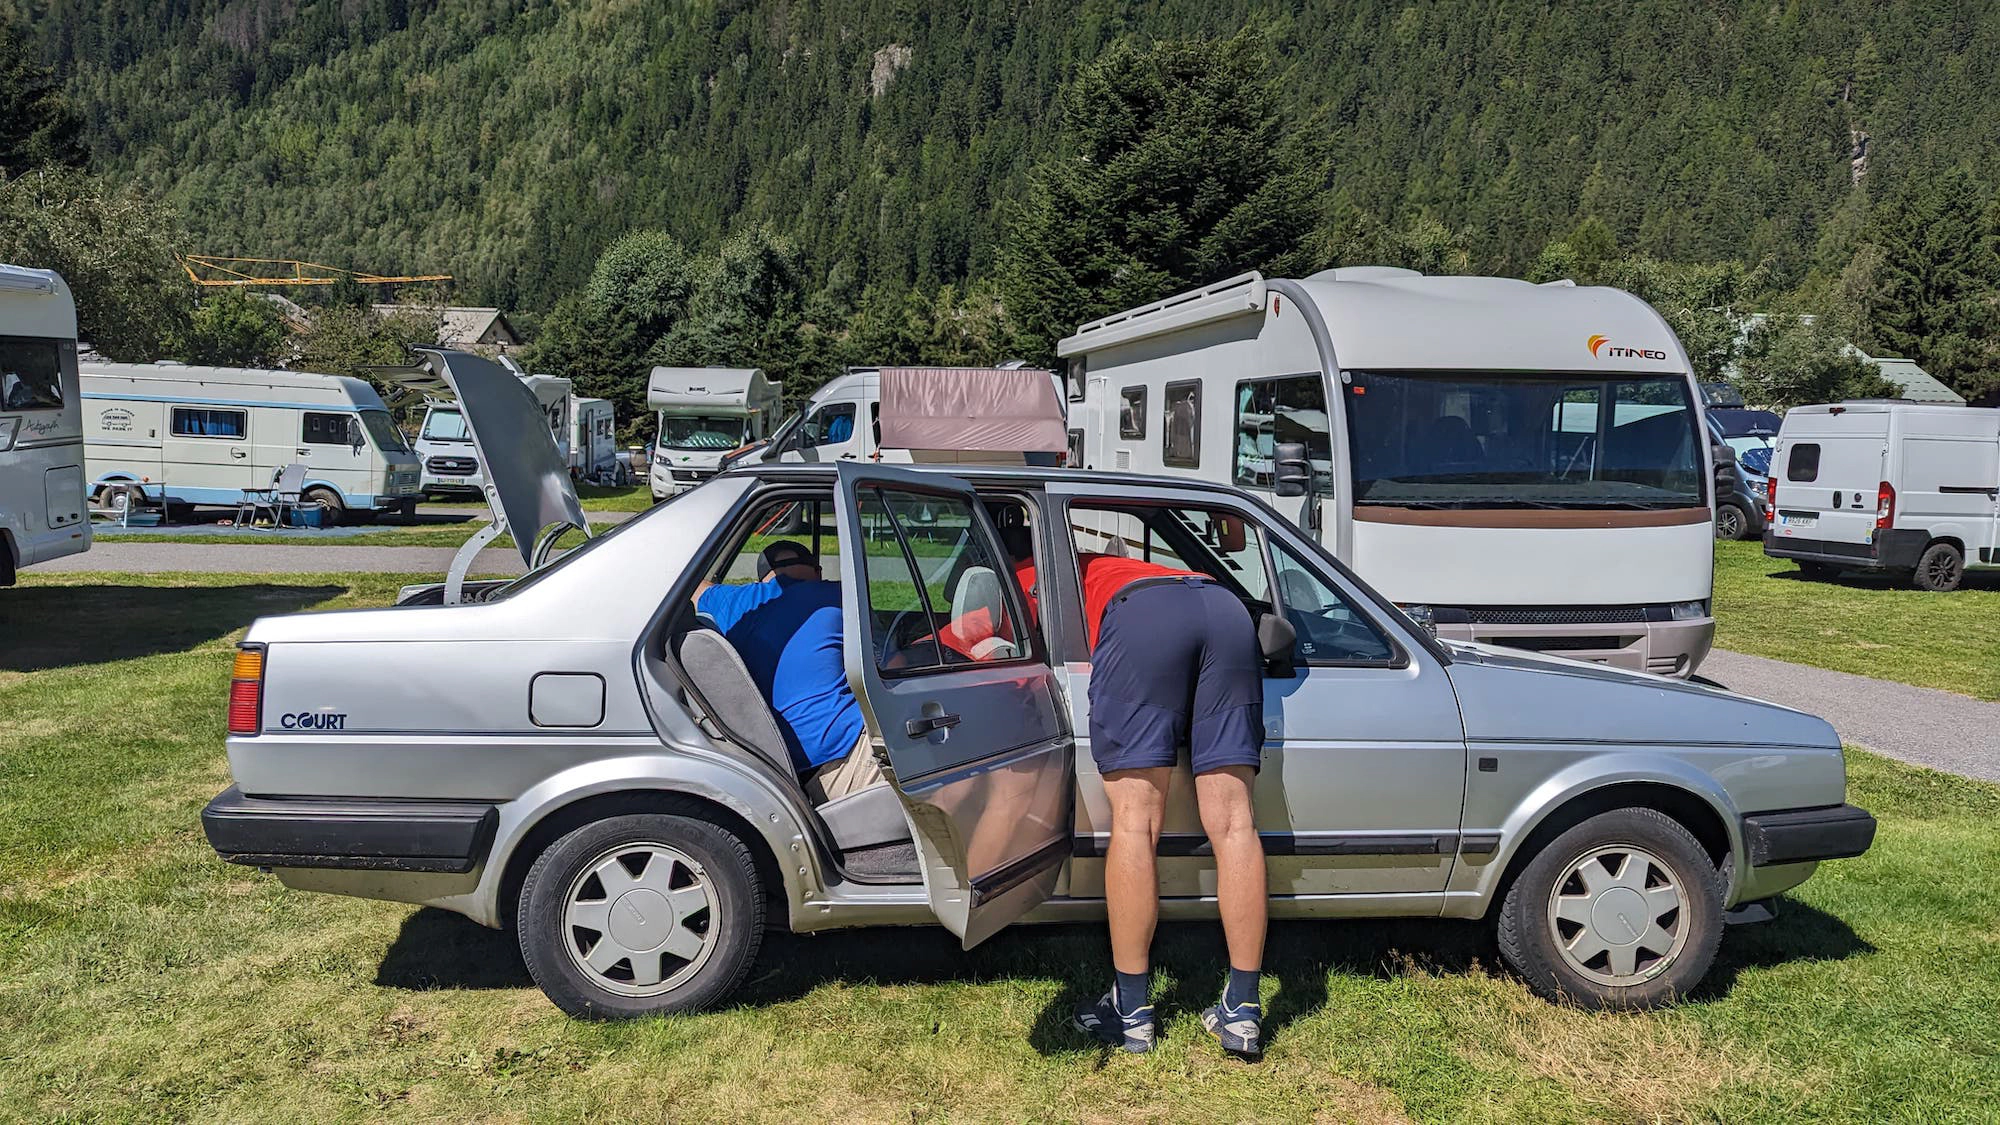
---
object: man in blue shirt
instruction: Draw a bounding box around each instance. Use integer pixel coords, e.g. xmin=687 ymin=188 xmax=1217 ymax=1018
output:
xmin=696 ymin=541 xmax=879 ymax=802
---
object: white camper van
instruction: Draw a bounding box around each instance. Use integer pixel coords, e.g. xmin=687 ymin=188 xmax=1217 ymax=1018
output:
xmin=646 ymin=367 xmax=781 ymax=500
xmin=1062 ymin=268 xmax=1716 ymax=676
xmin=0 ymin=265 xmax=90 ymax=583
xmin=1765 ymin=401 xmax=2000 ymax=590
xmin=571 ymin=396 xmax=620 ymax=483
xmin=413 ymin=372 xmax=572 ymax=496
xmin=81 ymin=362 xmax=422 ymax=521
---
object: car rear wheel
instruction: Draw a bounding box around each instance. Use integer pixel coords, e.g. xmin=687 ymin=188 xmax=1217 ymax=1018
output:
xmin=1714 ymin=503 xmax=1748 ymax=541
xmin=1495 ymin=807 xmax=1724 ymax=1010
xmin=518 ymin=812 xmax=763 ymax=1019
xmin=1913 ymin=542 xmax=1964 ymax=592
xmin=302 ymin=486 xmax=345 ymax=525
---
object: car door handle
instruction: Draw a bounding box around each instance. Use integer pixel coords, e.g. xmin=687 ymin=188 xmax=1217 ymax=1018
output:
xmin=229 ymin=448 xmax=247 ymax=458
xmin=906 ymin=712 xmax=961 ymax=736
xmin=297 ymin=448 xmax=311 ymax=456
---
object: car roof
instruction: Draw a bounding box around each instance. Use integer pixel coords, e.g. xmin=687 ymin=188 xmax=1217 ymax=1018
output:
xmin=722 ymin=461 xmax=1241 ymax=494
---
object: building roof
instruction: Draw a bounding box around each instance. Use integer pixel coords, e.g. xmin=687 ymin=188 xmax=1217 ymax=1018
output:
xmin=1862 ymin=354 xmax=1965 ymax=405
xmin=370 ymin=305 xmax=519 ymax=348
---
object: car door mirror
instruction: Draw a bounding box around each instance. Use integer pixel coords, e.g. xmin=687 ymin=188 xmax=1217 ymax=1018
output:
xmin=1273 ymin=441 xmax=1311 ymax=498
xmin=1257 ymin=611 xmax=1296 ymax=677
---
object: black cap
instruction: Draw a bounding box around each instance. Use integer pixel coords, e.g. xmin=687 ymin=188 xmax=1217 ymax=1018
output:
xmin=756 ymin=540 xmax=816 ymax=579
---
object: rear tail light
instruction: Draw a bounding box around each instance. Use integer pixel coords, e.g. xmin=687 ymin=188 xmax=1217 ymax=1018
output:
xmin=228 ymin=644 xmax=264 ymax=736
xmin=1766 ymin=474 xmax=1777 ymax=509
xmin=1876 ymin=481 xmax=1895 ymax=529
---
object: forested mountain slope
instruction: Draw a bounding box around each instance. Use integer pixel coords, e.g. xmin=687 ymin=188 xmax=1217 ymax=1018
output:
xmin=19 ymin=0 xmax=2000 ymax=312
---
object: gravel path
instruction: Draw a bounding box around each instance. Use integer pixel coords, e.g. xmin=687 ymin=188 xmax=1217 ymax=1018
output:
xmin=1700 ymin=649 xmax=2000 ymax=783
xmin=34 ymin=542 xmax=526 ymax=576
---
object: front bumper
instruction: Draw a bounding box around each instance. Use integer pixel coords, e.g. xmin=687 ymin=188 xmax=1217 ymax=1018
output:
xmin=1741 ymin=804 xmax=1876 ymax=867
xmin=202 ymin=785 xmax=498 ymax=873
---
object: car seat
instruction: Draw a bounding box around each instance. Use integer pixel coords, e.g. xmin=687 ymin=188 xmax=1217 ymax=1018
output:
xmin=675 ymin=626 xmax=911 ymax=852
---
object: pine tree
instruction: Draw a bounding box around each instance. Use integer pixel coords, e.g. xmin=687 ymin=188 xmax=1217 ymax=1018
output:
xmin=0 ymin=17 xmax=88 ymax=176
xmin=1864 ymin=167 xmax=2000 ymax=400
xmin=1000 ymin=33 xmax=1334 ymax=362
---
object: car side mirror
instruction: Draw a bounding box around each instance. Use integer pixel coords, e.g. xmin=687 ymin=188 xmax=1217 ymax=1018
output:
xmin=1257 ymin=611 xmax=1296 ymax=677
xmin=1273 ymin=441 xmax=1311 ymax=498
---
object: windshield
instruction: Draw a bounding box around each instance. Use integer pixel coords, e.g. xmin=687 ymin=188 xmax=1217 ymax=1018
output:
xmin=361 ymin=409 xmax=408 ymax=453
xmin=659 ymin=413 xmax=746 ymax=450
xmin=1345 ymin=371 xmax=1705 ymax=509
xmin=422 ymin=407 xmax=471 ymax=441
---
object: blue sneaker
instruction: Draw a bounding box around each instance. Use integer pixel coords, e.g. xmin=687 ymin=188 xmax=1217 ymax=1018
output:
xmin=1073 ymin=989 xmax=1156 ymax=1053
xmin=1201 ymin=999 xmax=1263 ymax=1057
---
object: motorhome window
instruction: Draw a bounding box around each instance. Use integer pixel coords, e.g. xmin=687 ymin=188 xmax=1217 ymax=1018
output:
xmin=1119 ymin=387 xmax=1147 ymax=439
xmin=421 ymin=408 xmax=470 ymax=441
xmin=1066 ymin=428 xmax=1084 ymax=468
xmin=1163 ymin=380 xmax=1201 ymax=467
xmin=860 ymin=487 xmax=1028 ymax=672
xmin=1786 ymin=443 xmax=1820 ymax=482
xmin=660 ymin=415 xmax=748 ymax=451
xmin=1234 ymin=375 xmax=1331 ymax=490
xmin=801 ymin=403 xmax=856 ymax=448
xmin=0 ymin=336 xmax=63 ymax=411
xmin=302 ymin=411 xmax=357 ymax=445
xmin=360 ymin=410 xmax=407 ymax=452
xmin=1344 ymin=371 xmax=1704 ymax=509
xmin=170 ymin=407 xmax=246 ymax=439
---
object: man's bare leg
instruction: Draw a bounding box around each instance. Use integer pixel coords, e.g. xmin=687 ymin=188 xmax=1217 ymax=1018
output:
xmin=1195 ymin=765 xmax=1266 ymax=975
xmin=1102 ymin=766 xmax=1173 ymax=975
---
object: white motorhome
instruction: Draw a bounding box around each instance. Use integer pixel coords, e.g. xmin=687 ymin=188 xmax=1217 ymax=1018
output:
xmin=0 ymin=265 xmax=90 ymax=583
xmin=413 ymin=371 xmax=572 ymax=496
xmin=571 ymin=396 xmax=621 ymax=483
xmin=1062 ymin=268 xmax=1717 ymax=676
xmin=647 ymin=366 xmax=781 ymax=500
xmin=80 ymin=362 xmax=422 ymax=521
xmin=1765 ymin=401 xmax=2000 ymax=591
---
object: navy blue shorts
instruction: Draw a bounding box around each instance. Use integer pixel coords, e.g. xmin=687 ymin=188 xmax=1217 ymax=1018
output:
xmin=1088 ymin=578 xmax=1264 ymax=775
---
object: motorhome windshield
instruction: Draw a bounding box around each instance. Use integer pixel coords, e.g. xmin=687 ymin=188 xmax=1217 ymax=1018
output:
xmin=1345 ymin=371 xmax=1705 ymax=509
xmin=361 ymin=409 xmax=408 ymax=453
xmin=659 ymin=414 xmax=746 ymax=450
xmin=422 ymin=407 xmax=471 ymax=441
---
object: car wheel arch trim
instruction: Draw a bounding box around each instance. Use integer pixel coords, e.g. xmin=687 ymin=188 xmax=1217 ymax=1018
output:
xmin=1471 ymin=754 xmax=1744 ymax=909
xmin=472 ymin=752 xmax=821 ymax=931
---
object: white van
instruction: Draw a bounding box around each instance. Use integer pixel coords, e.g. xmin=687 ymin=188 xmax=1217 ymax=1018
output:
xmin=647 ymin=367 xmax=781 ymax=500
xmin=1061 ymin=268 xmax=1717 ymax=677
xmin=1765 ymin=401 xmax=2000 ymax=590
xmin=81 ymin=362 xmax=422 ymax=521
xmin=0 ymin=265 xmax=90 ymax=583
xmin=571 ymin=396 xmax=620 ymax=483
xmin=413 ymin=372 xmax=572 ymax=496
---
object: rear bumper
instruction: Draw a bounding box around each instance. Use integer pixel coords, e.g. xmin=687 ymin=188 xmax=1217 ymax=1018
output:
xmin=201 ymin=785 xmax=498 ymax=873
xmin=1741 ymin=804 xmax=1876 ymax=867
xmin=1763 ymin=529 xmax=1927 ymax=571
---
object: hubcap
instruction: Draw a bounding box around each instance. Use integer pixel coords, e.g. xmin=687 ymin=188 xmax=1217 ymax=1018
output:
xmin=1546 ymin=844 xmax=1688 ymax=986
xmin=561 ymin=842 xmax=715 ymax=996
xmin=1928 ymin=554 xmax=1959 ymax=587
xmin=1716 ymin=508 xmax=1741 ymax=539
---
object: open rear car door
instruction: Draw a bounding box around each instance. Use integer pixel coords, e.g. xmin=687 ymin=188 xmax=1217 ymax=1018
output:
xmin=832 ymin=462 xmax=1074 ymax=947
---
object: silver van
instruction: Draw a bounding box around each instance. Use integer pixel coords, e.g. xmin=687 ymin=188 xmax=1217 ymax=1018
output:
xmin=202 ymin=351 xmax=1875 ymax=1018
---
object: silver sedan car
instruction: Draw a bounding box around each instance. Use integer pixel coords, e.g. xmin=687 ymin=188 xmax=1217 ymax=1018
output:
xmin=202 ymin=351 xmax=1874 ymax=1019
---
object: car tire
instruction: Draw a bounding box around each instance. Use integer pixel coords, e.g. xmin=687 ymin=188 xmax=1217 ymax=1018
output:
xmin=303 ymin=486 xmax=345 ymax=525
xmin=98 ymin=482 xmax=135 ymax=515
xmin=1495 ymin=807 xmax=1724 ymax=1011
xmin=517 ymin=812 xmax=763 ymax=1020
xmin=1714 ymin=503 xmax=1747 ymax=541
xmin=1913 ymin=542 xmax=1963 ymax=592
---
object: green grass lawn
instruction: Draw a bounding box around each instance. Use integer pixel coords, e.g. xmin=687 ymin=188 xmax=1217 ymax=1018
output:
xmin=3 ymin=573 xmax=1997 ymax=1121
xmin=1712 ymin=540 xmax=2000 ymax=699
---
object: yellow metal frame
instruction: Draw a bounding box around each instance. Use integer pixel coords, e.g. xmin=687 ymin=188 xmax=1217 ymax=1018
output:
xmin=182 ymin=255 xmax=452 ymax=287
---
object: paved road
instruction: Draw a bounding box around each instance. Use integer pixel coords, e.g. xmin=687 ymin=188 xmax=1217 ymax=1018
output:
xmin=1699 ymin=649 xmax=2000 ymax=783
xmin=35 ymin=542 xmax=526 ymax=576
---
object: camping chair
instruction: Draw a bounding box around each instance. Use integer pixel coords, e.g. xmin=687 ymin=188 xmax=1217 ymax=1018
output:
xmin=236 ymin=463 xmax=308 ymax=528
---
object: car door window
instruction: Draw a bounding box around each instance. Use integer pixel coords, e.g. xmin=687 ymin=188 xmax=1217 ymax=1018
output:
xmin=803 ymin=403 xmax=856 ymax=448
xmin=302 ymin=411 xmax=356 ymax=445
xmin=858 ymin=487 xmax=1027 ymax=670
xmin=1271 ymin=544 xmax=1396 ymax=664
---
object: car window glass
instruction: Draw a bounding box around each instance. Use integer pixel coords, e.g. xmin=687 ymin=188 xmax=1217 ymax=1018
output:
xmin=1235 ymin=375 xmax=1331 ymax=490
xmin=1786 ymin=443 xmax=1820 ymax=482
xmin=860 ymin=487 xmax=1025 ymax=670
xmin=706 ymin=497 xmax=840 ymax=591
xmin=171 ymin=406 xmax=246 ymax=439
xmin=1271 ymin=544 xmax=1395 ymax=664
xmin=1068 ymin=503 xmax=1272 ymax=604
xmin=804 ymin=403 xmax=856 ymax=448
xmin=303 ymin=411 xmax=355 ymax=445
xmin=0 ymin=336 xmax=64 ymax=411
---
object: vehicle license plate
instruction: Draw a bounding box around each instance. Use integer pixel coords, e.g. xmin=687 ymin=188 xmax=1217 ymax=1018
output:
xmin=1780 ymin=513 xmax=1817 ymax=529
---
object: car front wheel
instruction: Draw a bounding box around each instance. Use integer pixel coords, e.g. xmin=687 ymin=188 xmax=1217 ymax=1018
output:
xmin=1495 ymin=807 xmax=1724 ymax=1010
xmin=518 ymin=812 xmax=763 ymax=1019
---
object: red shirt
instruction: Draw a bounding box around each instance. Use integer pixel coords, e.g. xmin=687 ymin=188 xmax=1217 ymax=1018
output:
xmin=1073 ymin=553 xmax=1199 ymax=649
